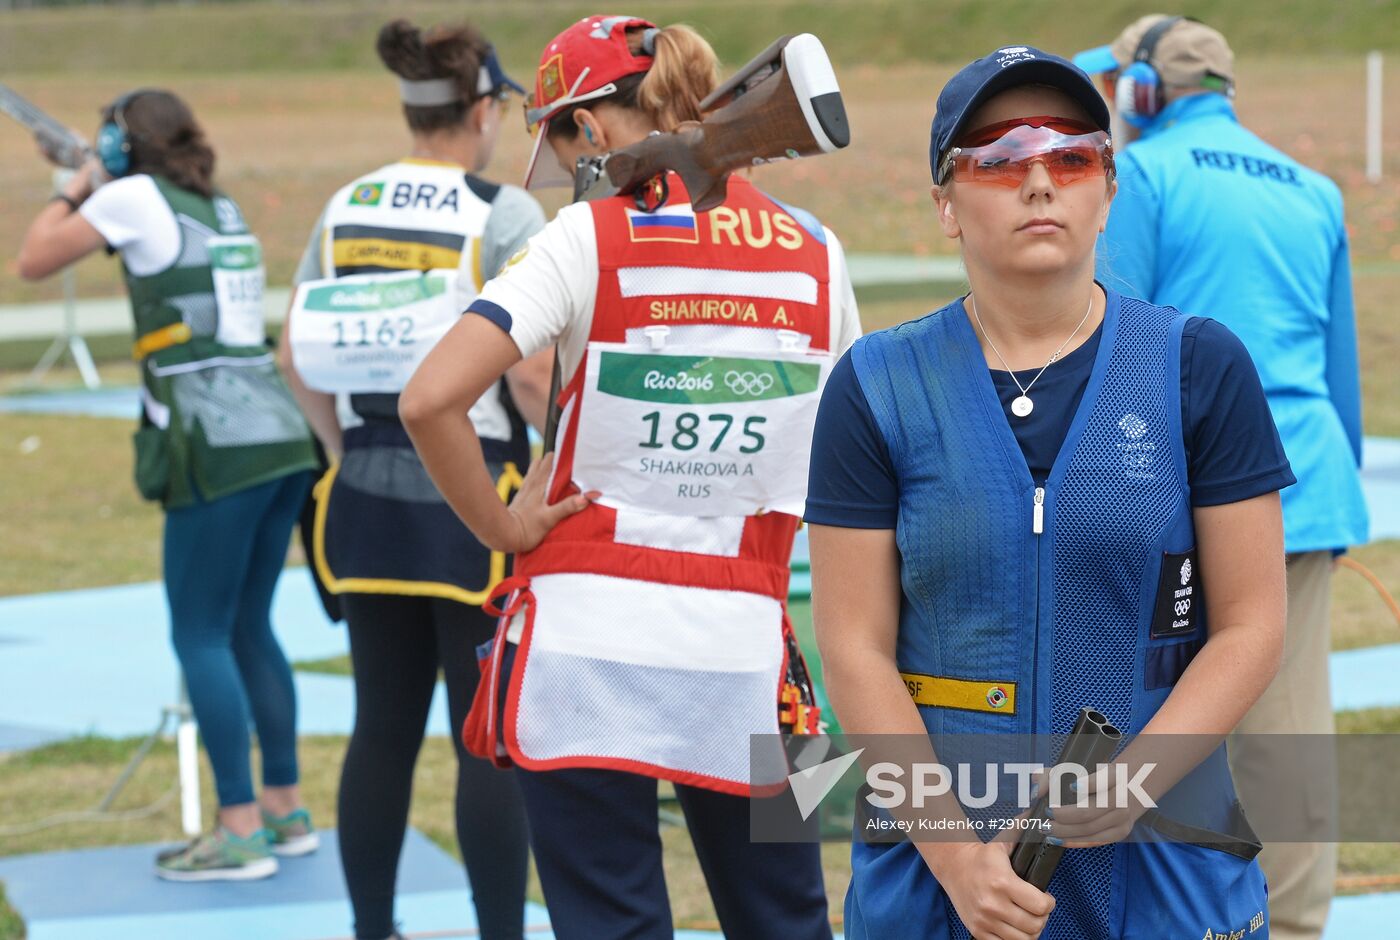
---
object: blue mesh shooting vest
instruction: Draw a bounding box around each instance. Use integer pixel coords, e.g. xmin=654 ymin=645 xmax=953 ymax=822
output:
xmin=843 ymin=292 xmax=1268 ymax=939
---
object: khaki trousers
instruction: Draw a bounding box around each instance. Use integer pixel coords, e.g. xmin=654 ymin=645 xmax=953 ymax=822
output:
xmin=1228 ymin=550 xmax=1336 ymax=940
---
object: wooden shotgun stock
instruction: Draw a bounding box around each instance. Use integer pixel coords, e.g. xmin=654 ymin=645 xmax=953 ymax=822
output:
xmin=578 ymin=33 xmax=850 ymax=212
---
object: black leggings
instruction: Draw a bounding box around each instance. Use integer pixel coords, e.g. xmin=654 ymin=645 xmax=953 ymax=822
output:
xmin=338 ymin=593 xmax=528 ymax=940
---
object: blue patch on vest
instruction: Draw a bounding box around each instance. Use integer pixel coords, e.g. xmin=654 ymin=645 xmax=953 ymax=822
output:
xmin=1146 ymin=635 xmax=1205 ymax=690
xmin=763 ymin=193 xmax=827 ymax=246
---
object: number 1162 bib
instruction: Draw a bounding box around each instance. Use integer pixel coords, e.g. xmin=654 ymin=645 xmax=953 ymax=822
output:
xmin=288 ymin=269 xmax=459 ymax=394
xmin=570 ymin=343 xmax=832 ymax=518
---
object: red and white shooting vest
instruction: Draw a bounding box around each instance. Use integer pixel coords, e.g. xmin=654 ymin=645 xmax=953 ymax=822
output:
xmin=467 ymin=176 xmax=832 ymax=795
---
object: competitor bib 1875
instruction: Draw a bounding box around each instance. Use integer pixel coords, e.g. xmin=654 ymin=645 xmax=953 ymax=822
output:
xmin=289 ymin=270 xmax=460 ymax=394
xmin=571 ymin=342 xmax=832 ymax=517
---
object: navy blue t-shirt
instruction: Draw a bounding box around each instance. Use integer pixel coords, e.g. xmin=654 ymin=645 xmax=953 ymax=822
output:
xmin=806 ymin=310 xmax=1295 ymax=529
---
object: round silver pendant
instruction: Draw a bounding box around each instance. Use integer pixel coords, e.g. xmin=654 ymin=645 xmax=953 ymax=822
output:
xmin=1011 ymin=395 xmax=1034 ymax=418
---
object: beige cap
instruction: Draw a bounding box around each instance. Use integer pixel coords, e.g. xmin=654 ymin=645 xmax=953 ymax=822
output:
xmin=1108 ymin=14 xmax=1234 ymax=86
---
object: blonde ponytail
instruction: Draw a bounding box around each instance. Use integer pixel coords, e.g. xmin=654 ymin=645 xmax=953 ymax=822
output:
xmin=632 ymin=25 xmax=720 ymax=131
xmin=545 ymin=23 xmax=721 ymax=142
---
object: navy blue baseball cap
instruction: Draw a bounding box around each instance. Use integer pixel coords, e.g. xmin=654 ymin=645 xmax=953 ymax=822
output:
xmin=479 ymin=46 xmax=527 ymax=98
xmin=930 ymin=45 xmax=1111 ymax=182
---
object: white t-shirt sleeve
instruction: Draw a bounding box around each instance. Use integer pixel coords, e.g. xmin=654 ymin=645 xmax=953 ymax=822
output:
xmin=78 ymin=174 xmax=181 ymax=277
xmin=824 ymin=227 xmax=862 ymax=355
xmin=468 ymin=201 xmax=597 ymax=372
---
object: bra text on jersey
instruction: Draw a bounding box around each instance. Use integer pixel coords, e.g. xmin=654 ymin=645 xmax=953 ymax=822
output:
xmin=387 ymin=182 xmax=462 ymax=212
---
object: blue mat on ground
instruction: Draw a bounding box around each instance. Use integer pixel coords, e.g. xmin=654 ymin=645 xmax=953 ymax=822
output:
xmin=0 ymin=828 xmax=552 ymax=940
xmin=1324 ymin=892 xmax=1400 ymax=938
xmin=0 ymin=570 xmax=451 ymax=752
xmin=0 ymin=386 xmax=140 ymax=419
xmin=2 ymin=562 xmax=1400 ymax=754
xmin=1329 ymin=643 xmax=1400 ymax=712
xmin=1362 ymin=436 xmax=1400 ymax=542
xmin=0 ymin=823 xmax=1389 ymax=939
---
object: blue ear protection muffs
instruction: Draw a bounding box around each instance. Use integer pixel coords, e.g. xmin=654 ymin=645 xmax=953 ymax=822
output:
xmin=1115 ymin=16 xmax=1184 ymax=129
xmin=96 ymin=91 xmax=142 ymax=178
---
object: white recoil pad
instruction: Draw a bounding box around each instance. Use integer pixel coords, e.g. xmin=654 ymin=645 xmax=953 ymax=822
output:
xmin=784 ymin=33 xmax=850 ymax=153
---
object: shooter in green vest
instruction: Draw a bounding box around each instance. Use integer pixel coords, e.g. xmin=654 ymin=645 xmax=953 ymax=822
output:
xmin=19 ymin=88 xmax=319 ymax=882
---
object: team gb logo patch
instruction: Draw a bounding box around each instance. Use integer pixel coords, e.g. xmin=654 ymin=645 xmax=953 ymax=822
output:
xmin=996 ymin=46 xmax=1036 ymax=68
xmin=1116 ymin=413 xmax=1156 ymax=480
xmin=1118 ymin=413 xmax=1148 ymax=439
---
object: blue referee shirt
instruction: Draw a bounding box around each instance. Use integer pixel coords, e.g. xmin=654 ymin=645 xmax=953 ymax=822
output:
xmin=1098 ymin=92 xmax=1368 ymax=553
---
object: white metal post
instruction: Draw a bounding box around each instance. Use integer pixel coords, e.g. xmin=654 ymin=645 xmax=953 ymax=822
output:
xmin=174 ymin=688 xmax=202 ymax=837
xmin=26 ymin=169 xmax=101 ymax=388
xmin=177 ymin=719 xmax=202 ymax=837
xmin=63 ymin=266 xmax=100 ymax=389
xmin=1367 ymin=51 xmax=1383 ymax=184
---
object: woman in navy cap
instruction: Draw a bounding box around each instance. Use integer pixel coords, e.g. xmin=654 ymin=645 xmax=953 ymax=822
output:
xmin=807 ymin=46 xmax=1292 ymax=938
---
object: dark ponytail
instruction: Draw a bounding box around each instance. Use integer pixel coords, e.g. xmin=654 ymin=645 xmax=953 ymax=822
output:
xmin=109 ymin=90 xmax=216 ymax=198
xmin=376 ymin=18 xmax=490 ymax=133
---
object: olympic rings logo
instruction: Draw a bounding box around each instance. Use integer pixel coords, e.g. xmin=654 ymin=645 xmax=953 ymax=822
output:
xmin=1174 ymin=600 xmax=1191 ymax=617
xmin=724 ymin=370 xmax=775 ymax=396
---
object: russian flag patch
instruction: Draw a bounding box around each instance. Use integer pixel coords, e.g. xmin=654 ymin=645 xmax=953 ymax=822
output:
xmin=625 ymin=204 xmax=699 ymax=244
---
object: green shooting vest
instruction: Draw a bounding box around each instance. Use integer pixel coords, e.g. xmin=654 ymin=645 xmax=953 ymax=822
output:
xmin=125 ymin=176 xmax=315 ymax=509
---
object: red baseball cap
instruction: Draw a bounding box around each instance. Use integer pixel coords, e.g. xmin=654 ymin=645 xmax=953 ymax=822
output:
xmin=522 ymin=14 xmax=657 ymax=189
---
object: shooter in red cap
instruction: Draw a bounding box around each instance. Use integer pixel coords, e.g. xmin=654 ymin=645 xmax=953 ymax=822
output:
xmin=402 ymin=13 xmax=862 ymax=938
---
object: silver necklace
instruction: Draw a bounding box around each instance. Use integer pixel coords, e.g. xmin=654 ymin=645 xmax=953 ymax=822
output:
xmin=968 ymin=293 xmax=1095 ymax=418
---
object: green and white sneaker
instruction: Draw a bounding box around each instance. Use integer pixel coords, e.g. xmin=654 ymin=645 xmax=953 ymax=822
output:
xmin=155 ymin=826 xmax=278 ymax=882
xmin=262 ymin=807 xmax=320 ymax=857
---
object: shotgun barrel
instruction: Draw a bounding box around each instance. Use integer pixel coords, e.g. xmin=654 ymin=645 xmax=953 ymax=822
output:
xmin=1010 ymin=707 xmax=1123 ymax=890
xmin=0 ymin=82 xmax=92 ymax=169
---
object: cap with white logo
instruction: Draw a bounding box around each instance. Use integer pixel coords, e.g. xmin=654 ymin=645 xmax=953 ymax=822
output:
xmin=928 ymin=45 xmax=1111 ymax=184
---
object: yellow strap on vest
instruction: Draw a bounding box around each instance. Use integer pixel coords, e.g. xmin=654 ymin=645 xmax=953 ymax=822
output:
xmin=311 ymin=459 xmax=524 ymax=607
xmin=331 ymin=237 xmax=461 ymax=272
xmin=900 ymin=672 xmax=1017 ymax=715
xmin=471 ymin=236 xmax=485 ymax=291
xmin=132 ymin=322 xmax=192 ymax=360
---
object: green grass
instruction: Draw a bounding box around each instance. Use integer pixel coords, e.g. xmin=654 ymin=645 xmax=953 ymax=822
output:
xmin=1334 ymin=543 xmax=1400 ymax=650
xmin=3 ymin=711 xmax=1398 ymax=939
xmin=3 ymin=0 xmax=1398 ymax=76
xmin=1336 ymin=706 xmax=1400 ymax=733
xmin=0 ymin=733 xmax=846 ymax=936
xmin=292 ymin=654 xmax=353 ymax=677
xmin=5 ymin=59 xmax=1399 ymax=303
xmin=0 ymin=885 xmax=20 ymax=940
xmin=0 ymin=411 xmax=162 ymax=595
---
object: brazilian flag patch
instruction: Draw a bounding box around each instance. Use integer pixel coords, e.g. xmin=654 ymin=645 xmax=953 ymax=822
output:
xmin=349 ymin=182 xmax=384 ymax=207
